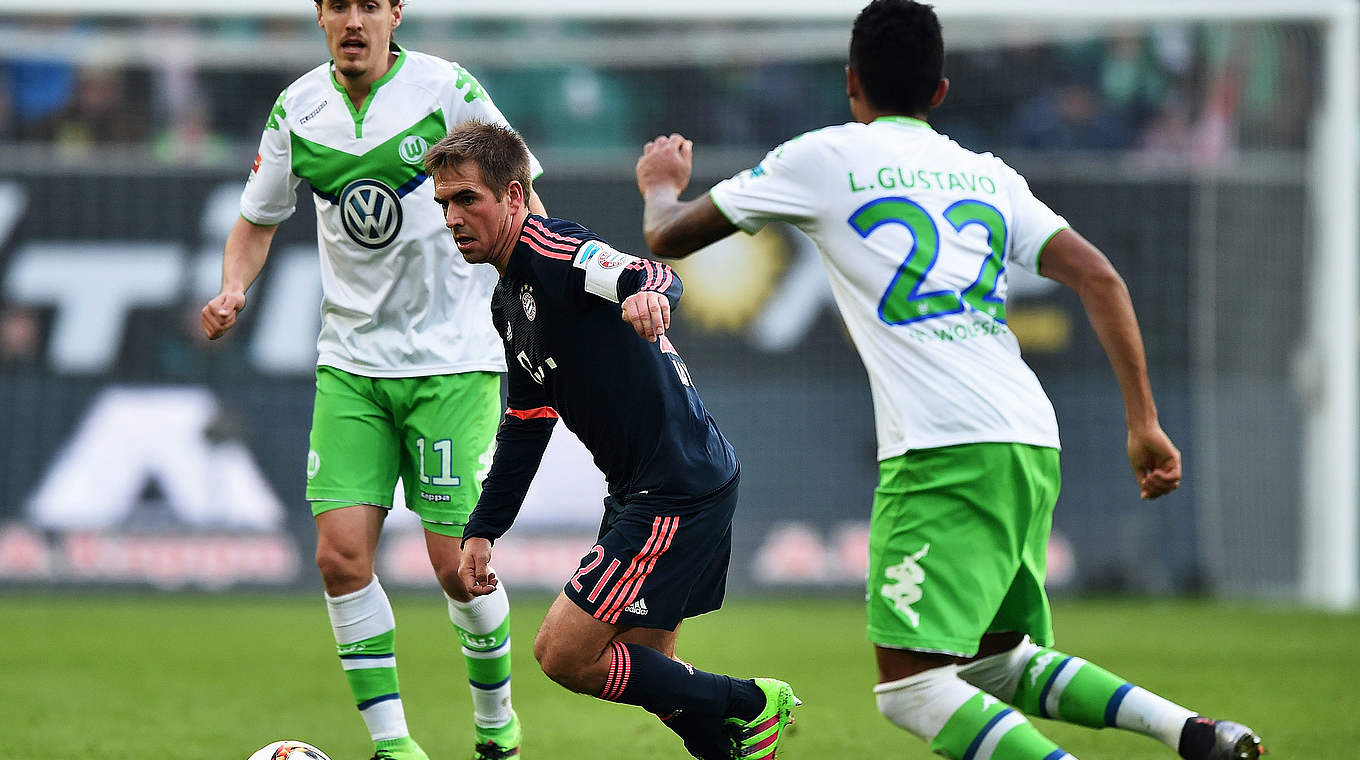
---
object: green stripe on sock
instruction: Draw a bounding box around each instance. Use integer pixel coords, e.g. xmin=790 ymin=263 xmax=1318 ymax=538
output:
xmin=337 ymin=630 xmax=395 ymax=657
xmin=347 ymin=667 xmax=400 ymax=702
xmin=465 ymin=650 xmax=511 ymax=685
xmin=1056 ymin=661 xmax=1126 ymax=728
xmin=1012 ymin=650 xmax=1067 ymax=716
xmin=934 ymin=693 xmax=1063 ymax=760
xmin=931 ymin=693 xmax=1011 ymax=758
xmin=452 ymin=617 xmax=510 ymax=651
xmin=992 ymin=720 xmax=1067 ymax=759
xmin=1013 ymin=648 xmax=1125 ymax=728
xmin=339 ymin=631 xmax=398 ymax=705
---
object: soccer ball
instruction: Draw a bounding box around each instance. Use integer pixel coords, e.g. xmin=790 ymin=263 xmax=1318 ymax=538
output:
xmin=246 ymin=741 xmax=333 ymax=760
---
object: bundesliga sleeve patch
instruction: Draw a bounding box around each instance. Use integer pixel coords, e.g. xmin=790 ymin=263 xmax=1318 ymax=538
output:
xmin=574 ymin=240 xmax=640 ymax=303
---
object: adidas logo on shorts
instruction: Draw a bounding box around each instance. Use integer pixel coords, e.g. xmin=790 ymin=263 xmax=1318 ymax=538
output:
xmin=623 ymin=598 xmax=649 ymax=616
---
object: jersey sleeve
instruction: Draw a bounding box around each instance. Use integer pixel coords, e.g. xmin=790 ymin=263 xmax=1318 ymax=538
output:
xmin=239 ymin=89 xmax=302 ymax=225
xmin=462 ymin=358 xmax=557 ymax=544
xmin=708 ymin=132 xmax=824 ymax=234
xmin=442 ymin=60 xmax=545 ymax=180
xmin=570 ymin=239 xmax=683 ymax=308
xmin=998 ymin=161 xmax=1069 ymax=275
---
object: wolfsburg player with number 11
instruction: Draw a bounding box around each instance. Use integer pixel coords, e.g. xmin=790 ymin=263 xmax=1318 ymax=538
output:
xmin=199 ymin=2 xmax=543 ymax=759
xmin=636 ymin=2 xmax=1263 ymax=759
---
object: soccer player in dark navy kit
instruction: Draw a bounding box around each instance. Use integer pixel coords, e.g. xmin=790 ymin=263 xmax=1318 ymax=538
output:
xmin=425 ymin=121 xmax=798 ymax=760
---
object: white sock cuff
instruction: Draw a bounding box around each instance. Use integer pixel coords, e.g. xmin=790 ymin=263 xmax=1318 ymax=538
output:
xmin=874 ymin=665 xmax=978 ymax=743
xmin=957 ymin=635 xmax=1042 ymax=702
xmin=447 ymin=575 xmax=510 ymax=635
xmin=325 ymin=575 xmax=395 ymax=643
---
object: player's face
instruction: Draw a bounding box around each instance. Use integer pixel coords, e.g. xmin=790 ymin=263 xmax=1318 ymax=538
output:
xmin=433 ymin=163 xmax=523 ymax=272
xmin=316 ymin=0 xmax=401 ymax=83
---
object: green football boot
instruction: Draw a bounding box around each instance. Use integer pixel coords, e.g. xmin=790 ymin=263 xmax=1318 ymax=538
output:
xmin=474 ymin=710 xmax=522 ymax=759
xmin=726 ymin=678 xmax=800 ymax=759
xmin=370 ymin=736 xmax=430 ymax=760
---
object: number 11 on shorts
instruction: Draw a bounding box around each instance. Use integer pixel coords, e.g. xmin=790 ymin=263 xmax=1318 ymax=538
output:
xmin=416 ymin=436 xmax=461 ymax=487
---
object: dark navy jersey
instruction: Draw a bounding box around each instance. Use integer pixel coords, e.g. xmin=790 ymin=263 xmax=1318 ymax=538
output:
xmin=463 ymin=214 xmax=739 ymax=543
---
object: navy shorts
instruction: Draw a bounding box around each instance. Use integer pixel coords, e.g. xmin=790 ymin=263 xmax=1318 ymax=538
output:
xmin=563 ymin=472 xmax=739 ymax=630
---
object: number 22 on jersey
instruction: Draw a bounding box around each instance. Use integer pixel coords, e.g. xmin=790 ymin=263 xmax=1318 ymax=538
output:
xmin=849 ymin=196 xmax=1009 ymax=326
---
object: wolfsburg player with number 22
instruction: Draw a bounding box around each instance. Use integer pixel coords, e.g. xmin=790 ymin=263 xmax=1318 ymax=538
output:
xmin=426 ymin=121 xmax=799 ymax=760
xmin=199 ymin=3 xmax=542 ymax=760
xmin=636 ymin=2 xmax=1263 ymax=759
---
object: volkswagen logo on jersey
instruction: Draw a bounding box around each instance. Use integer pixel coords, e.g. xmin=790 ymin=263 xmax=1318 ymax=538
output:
xmin=339 ymin=178 xmax=403 ymax=249
xmin=398 ymin=134 xmax=429 ymax=165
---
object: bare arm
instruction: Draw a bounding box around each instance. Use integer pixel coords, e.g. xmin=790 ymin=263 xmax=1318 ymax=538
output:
xmin=1039 ymin=228 xmax=1181 ymax=500
xmin=200 ymin=216 xmax=278 ymax=340
xmin=635 ymin=134 xmax=738 ymax=258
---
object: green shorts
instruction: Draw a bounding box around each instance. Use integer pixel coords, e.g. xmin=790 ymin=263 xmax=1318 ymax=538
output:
xmin=865 ymin=442 xmax=1061 ymax=656
xmin=306 ymin=366 xmax=502 ymax=537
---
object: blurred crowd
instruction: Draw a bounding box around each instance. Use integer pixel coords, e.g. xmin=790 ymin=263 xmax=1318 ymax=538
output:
xmin=0 ymin=16 xmax=1318 ymax=165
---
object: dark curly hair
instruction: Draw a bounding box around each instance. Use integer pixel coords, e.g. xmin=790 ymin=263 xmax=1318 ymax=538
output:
xmin=849 ymin=0 xmax=944 ymax=116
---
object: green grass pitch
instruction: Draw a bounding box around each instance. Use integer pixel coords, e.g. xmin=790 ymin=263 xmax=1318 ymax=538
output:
xmin=4 ymin=592 xmax=1357 ymax=759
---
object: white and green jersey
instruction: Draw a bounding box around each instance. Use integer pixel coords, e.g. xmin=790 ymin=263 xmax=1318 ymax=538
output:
xmin=241 ymin=46 xmax=542 ymax=377
xmin=710 ymin=116 xmax=1065 ymax=459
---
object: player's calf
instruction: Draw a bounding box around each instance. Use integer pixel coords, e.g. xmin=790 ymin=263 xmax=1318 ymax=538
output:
xmin=876 ymin=664 xmax=1076 ymax=759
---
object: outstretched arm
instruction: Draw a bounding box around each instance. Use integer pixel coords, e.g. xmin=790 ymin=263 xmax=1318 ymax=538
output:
xmin=200 ymin=216 xmax=278 ymax=339
xmin=457 ymin=407 xmax=555 ymax=596
xmin=636 ymin=134 xmax=738 ymax=258
xmin=1039 ymin=228 xmax=1181 ymax=500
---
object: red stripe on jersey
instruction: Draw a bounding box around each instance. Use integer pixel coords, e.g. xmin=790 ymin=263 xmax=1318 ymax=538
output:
xmin=506 ymin=406 xmax=559 ymax=420
xmin=654 ymin=266 xmax=674 ymax=293
xmin=525 ymin=217 xmax=583 ymax=246
xmin=521 ymin=223 xmax=577 ymax=252
xmin=520 ymin=236 xmax=573 ymax=260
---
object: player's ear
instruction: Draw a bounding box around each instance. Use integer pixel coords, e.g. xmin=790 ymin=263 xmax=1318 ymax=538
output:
xmin=391 ymin=0 xmax=403 ymax=29
xmin=506 ymin=180 xmax=526 ymax=212
xmin=931 ymin=78 xmax=949 ymax=109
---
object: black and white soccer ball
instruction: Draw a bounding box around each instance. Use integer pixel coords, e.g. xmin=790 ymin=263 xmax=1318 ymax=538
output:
xmin=246 ymin=740 xmax=333 ymax=760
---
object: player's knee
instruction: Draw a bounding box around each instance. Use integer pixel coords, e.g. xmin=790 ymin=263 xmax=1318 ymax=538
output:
xmin=435 ymin=565 xmax=473 ymax=602
xmin=533 ymin=641 xmax=579 ymax=689
xmin=532 ymin=633 xmax=594 ymax=693
xmin=957 ymin=635 xmax=1040 ymax=703
xmin=314 ymin=542 xmax=371 ymax=593
xmin=874 ymin=665 xmax=962 ymax=739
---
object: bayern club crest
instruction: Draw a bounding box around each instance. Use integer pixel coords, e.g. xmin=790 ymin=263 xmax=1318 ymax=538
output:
xmin=520 ymin=285 xmax=537 ymax=321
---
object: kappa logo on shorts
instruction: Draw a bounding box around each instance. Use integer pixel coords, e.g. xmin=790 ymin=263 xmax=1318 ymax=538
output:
xmin=881 ymin=543 xmax=930 ymax=627
xmin=623 ymin=597 xmax=649 ymax=616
